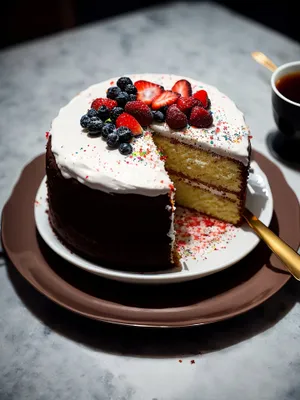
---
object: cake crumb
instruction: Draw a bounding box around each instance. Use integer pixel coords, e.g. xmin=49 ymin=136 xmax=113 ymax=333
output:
xmin=175 ymin=207 xmax=237 ymax=260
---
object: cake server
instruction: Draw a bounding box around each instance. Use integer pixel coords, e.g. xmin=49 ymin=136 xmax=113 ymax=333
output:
xmin=251 ymin=51 xmax=277 ymax=72
xmin=247 ymin=164 xmax=300 ymax=280
xmin=246 ymin=165 xmax=300 ymax=280
xmin=243 ymin=209 xmax=300 ymax=280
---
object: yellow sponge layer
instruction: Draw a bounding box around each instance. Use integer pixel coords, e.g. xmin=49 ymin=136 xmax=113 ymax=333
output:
xmin=153 ymin=136 xmax=244 ymax=193
xmin=171 ymin=174 xmax=242 ymax=225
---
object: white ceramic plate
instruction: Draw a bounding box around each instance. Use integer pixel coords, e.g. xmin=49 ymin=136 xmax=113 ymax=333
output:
xmin=35 ymin=161 xmax=273 ymax=284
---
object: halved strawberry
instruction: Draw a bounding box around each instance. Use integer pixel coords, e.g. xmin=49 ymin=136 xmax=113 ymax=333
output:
xmin=134 ymin=80 xmax=163 ymax=106
xmin=125 ymin=101 xmax=153 ymax=126
xmin=189 ymin=106 xmax=213 ymax=128
xmin=171 ymin=79 xmax=192 ymax=97
xmin=151 ymin=91 xmax=180 ymax=110
xmin=193 ymin=90 xmax=209 ymax=109
xmin=91 ymin=97 xmax=117 ymax=110
xmin=176 ymin=96 xmax=202 ymax=115
xmin=116 ymin=113 xmax=143 ymax=136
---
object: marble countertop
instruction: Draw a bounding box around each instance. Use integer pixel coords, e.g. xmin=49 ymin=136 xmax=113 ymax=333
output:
xmin=1 ymin=2 xmax=300 ymax=399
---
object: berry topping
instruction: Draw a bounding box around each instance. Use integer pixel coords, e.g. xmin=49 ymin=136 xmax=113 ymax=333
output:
xmin=97 ymin=105 xmax=110 ymax=121
xmin=91 ymin=98 xmax=117 ymax=110
xmin=152 ymin=110 xmax=165 ymax=123
xmin=87 ymin=108 xmax=98 ymax=117
xmin=87 ymin=117 xmax=103 ymax=135
xmin=116 ymin=113 xmax=143 ymax=136
xmin=128 ymin=94 xmax=137 ymax=101
xmin=189 ymin=106 xmax=213 ymax=128
xmin=119 ymin=142 xmax=133 ymax=155
xmin=115 ymin=91 xmax=129 ymax=107
xmin=176 ymin=96 xmax=202 ymax=115
xmin=166 ymin=104 xmax=188 ymax=129
xmin=151 ymin=90 xmax=180 ymax=110
xmin=107 ymin=86 xmax=121 ymax=100
xmin=134 ymin=80 xmax=164 ymax=106
xmin=171 ymin=79 xmax=192 ymax=97
xmin=101 ymin=123 xmax=116 ymax=139
xmin=193 ymin=90 xmax=209 ymax=109
xmin=158 ymin=106 xmax=168 ymax=115
xmin=80 ymin=114 xmax=90 ymax=128
xmin=107 ymin=132 xmax=120 ymax=148
xmin=110 ymin=107 xmax=124 ymax=122
xmin=117 ymin=77 xmax=133 ymax=91
xmin=124 ymin=84 xmax=137 ymax=95
xmin=116 ymin=126 xmax=133 ymax=143
xmin=125 ymin=100 xmax=153 ymax=126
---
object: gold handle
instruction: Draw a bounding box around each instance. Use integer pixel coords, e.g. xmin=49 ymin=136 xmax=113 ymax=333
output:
xmin=251 ymin=51 xmax=278 ymax=72
xmin=244 ymin=208 xmax=300 ymax=280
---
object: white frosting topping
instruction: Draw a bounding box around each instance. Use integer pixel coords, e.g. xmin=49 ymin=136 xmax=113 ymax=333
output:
xmin=50 ymin=74 xmax=250 ymax=196
xmin=150 ymin=77 xmax=250 ymax=166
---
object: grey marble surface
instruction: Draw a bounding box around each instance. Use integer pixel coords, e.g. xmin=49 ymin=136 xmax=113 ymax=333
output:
xmin=1 ymin=2 xmax=300 ymax=399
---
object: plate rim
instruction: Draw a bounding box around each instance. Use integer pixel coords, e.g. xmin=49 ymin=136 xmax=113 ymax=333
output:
xmin=34 ymin=162 xmax=274 ymax=284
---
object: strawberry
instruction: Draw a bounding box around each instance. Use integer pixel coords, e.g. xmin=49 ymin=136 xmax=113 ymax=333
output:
xmin=125 ymin=101 xmax=153 ymax=126
xmin=116 ymin=113 xmax=143 ymax=136
xmin=193 ymin=90 xmax=209 ymax=109
xmin=134 ymin=80 xmax=163 ymax=106
xmin=171 ymin=79 xmax=192 ymax=97
xmin=189 ymin=106 xmax=213 ymax=128
xmin=91 ymin=97 xmax=117 ymax=110
xmin=176 ymin=96 xmax=202 ymax=115
xmin=151 ymin=91 xmax=180 ymax=110
xmin=166 ymin=105 xmax=188 ymax=130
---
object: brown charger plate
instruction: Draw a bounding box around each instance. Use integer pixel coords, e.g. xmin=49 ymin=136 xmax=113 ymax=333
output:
xmin=1 ymin=151 xmax=300 ymax=327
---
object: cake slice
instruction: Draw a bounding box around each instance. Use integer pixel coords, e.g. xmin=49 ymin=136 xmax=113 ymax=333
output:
xmin=149 ymin=76 xmax=250 ymax=225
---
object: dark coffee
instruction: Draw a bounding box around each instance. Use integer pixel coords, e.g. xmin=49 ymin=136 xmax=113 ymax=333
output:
xmin=276 ymin=72 xmax=300 ymax=104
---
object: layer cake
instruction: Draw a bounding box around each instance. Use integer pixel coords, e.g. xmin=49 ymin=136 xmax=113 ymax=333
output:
xmin=46 ymin=74 xmax=251 ymax=271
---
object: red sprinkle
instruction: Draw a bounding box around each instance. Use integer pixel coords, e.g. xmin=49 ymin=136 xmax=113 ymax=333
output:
xmin=45 ymin=131 xmax=50 ymax=139
xmin=174 ymin=207 xmax=237 ymax=260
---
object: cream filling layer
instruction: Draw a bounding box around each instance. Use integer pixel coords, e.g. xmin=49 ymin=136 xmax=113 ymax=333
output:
xmin=171 ymin=174 xmax=239 ymax=202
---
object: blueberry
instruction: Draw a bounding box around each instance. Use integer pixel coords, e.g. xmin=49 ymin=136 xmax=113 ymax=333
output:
xmin=124 ymin=84 xmax=137 ymax=95
xmin=101 ymin=123 xmax=116 ymax=139
xmin=116 ymin=126 xmax=133 ymax=143
xmin=115 ymin=92 xmax=129 ymax=107
xmin=107 ymin=86 xmax=121 ymax=100
xmin=117 ymin=77 xmax=133 ymax=91
xmin=152 ymin=110 xmax=165 ymax=123
xmin=80 ymin=114 xmax=90 ymax=128
xmin=87 ymin=108 xmax=98 ymax=117
xmin=97 ymin=105 xmax=109 ymax=121
xmin=87 ymin=117 xmax=103 ymax=136
xmin=128 ymin=94 xmax=137 ymax=101
xmin=107 ymin=132 xmax=120 ymax=148
xmin=159 ymin=106 xmax=168 ymax=115
xmin=110 ymin=107 xmax=124 ymax=122
xmin=119 ymin=143 xmax=133 ymax=155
